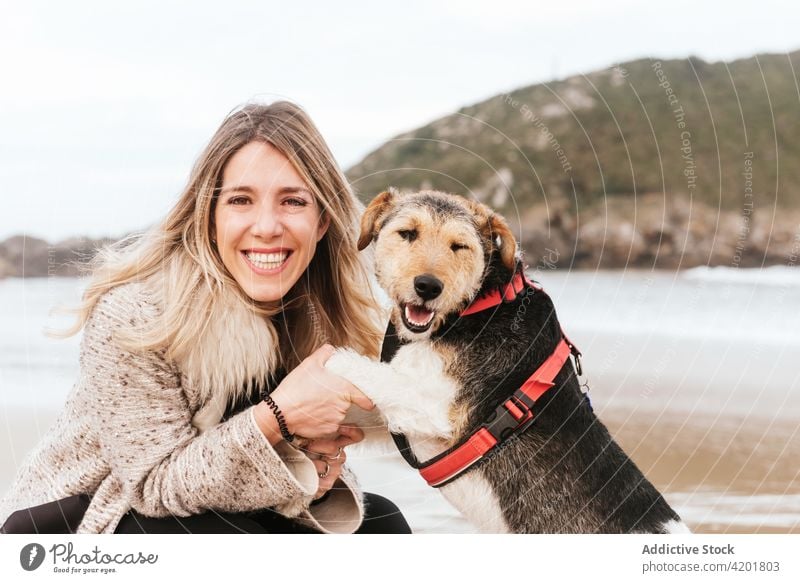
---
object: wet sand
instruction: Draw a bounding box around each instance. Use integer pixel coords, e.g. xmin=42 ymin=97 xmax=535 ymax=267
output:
xmin=604 ymin=410 xmax=800 ymax=534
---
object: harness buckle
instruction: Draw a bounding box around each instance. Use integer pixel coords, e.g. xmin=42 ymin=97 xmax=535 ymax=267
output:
xmin=483 ymin=397 xmax=534 ymax=442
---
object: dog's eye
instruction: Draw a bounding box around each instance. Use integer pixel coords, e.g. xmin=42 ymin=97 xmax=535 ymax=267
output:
xmin=450 ymin=242 xmax=469 ymax=252
xmin=397 ymin=229 xmax=418 ymax=242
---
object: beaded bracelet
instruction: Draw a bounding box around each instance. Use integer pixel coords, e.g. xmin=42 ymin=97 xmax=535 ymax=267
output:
xmin=261 ymin=391 xmax=294 ymax=442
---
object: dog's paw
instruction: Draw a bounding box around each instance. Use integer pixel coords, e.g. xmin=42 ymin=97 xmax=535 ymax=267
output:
xmin=325 ymin=349 xmax=390 ymax=406
xmin=324 ymin=348 xmax=367 ymax=380
xmin=325 ymin=347 xmax=454 ymax=440
xmin=326 ymin=349 xmax=389 ymax=427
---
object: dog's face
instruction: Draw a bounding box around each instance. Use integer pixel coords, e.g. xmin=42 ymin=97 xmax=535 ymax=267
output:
xmin=358 ymin=190 xmax=517 ymax=340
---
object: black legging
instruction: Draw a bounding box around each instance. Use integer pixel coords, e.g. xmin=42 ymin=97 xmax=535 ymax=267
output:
xmin=115 ymin=493 xmax=411 ymax=534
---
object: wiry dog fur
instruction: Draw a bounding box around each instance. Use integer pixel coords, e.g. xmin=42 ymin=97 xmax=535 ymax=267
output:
xmin=328 ymin=189 xmax=689 ymax=533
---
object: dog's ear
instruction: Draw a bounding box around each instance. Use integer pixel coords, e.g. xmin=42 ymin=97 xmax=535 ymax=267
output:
xmin=357 ymin=189 xmax=397 ymax=250
xmin=489 ymin=212 xmax=518 ymax=271
xmin=464 ymin=199 xmax=518 ymax=271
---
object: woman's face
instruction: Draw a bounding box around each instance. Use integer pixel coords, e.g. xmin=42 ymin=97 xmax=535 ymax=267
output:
xmin=214 ymin=141 xmax=329 ymax=303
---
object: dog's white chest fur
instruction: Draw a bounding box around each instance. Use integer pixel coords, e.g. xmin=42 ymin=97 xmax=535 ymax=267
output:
xmin=327 ymin=344 xmax=510 ymax=533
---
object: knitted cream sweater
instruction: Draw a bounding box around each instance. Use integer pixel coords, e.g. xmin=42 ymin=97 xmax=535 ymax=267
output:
xmin=0 ymin=282 xmax=363 ymax=534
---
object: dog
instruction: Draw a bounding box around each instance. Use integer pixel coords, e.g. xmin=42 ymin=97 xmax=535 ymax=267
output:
xmin=328 ymin=189 xmax=689 ymax=533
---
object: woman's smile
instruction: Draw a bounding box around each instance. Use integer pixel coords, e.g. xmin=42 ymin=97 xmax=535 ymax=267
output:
xmin=241 ymin=248 xmax=293 ymax=274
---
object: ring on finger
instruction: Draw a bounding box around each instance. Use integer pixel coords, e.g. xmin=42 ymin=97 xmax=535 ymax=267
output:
xmin=317 ymin=461 xmax=330 ymax=479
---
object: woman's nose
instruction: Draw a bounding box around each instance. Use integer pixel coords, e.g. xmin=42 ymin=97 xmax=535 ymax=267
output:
xmin=250 ymin=205 xmax=284 ymax=239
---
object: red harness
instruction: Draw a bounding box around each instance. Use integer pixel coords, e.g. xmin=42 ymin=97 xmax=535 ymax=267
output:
xmin=390 ymin=270 xmax=583 ymax=488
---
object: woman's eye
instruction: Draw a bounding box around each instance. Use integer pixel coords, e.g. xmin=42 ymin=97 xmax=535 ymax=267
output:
xmin=228 ymin=196 xmax=250 ymax=205
xmin=398 ymin=229 xmax=417 ymax=242
xmin=451 ymin=243 xmax=469 ymax=252
xmin=284 ymin=198 xmax=309 ymax=207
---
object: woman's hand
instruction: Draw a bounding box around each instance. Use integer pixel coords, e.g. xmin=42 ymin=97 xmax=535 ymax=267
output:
xmin=254 ymin=344 xmax=374 ymax=442
xmin=302 ymin=426 xmax=364 ymax=499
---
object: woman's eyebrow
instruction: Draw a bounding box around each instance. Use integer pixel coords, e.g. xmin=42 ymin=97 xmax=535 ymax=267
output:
xmin=218 ymin=185 xmax=256 ymax=196
xmin=277 ymin=186 xmax=313 ymax=196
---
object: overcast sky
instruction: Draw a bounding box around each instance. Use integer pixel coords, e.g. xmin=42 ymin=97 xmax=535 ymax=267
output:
xmin=1 ymin=0 xmax=798 ymax=241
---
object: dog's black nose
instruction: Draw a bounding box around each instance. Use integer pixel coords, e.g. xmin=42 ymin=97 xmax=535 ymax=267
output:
xmin=414 ymin=274 xmax=443 ymax=301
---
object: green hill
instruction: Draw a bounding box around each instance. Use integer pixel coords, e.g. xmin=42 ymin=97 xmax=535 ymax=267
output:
xmin=346 ymin=51 xmax=800 ymax=268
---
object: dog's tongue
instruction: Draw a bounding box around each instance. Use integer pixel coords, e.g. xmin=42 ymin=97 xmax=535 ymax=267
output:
xmin=406 ymin=304 xmax=434 ymax=325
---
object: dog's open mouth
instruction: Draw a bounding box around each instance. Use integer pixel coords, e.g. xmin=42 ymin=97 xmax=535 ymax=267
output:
xmin=400 ymin=302 xmax=436 ymax=333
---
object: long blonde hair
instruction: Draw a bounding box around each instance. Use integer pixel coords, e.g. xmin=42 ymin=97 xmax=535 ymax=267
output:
xmin=63 ymin=101 xmax=382 ymax=382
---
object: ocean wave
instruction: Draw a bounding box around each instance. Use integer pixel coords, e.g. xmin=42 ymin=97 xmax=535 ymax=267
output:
xmin=670 ymin=492 xmax=800 ymax=529
xmin=682 ymin=266 xmax=800 ymax=286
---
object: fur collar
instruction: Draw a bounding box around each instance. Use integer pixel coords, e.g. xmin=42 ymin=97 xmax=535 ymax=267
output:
xmin=143 ymin=275 xmax=279 ymax=433
xmin=186 ymin=289 xmax=278 ymax=432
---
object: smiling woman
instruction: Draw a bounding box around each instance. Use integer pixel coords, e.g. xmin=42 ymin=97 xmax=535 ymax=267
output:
xmin=0 ymin=101 xmax=411 ymax=535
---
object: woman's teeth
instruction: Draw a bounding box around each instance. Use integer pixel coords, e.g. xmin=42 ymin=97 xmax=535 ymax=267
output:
xmin=245 ymin=251 xmax=289 ymax=270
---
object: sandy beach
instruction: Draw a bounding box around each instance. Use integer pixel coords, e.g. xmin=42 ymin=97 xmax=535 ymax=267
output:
xmin=603 ymin=411 xmax=799 ymax=533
